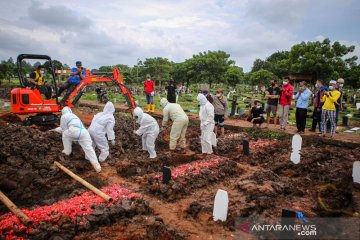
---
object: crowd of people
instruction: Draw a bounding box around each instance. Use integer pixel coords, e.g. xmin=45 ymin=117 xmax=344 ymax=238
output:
xmin=49 ymin=73 xmax=230 ymax=173
xmin=36 ymin=66 xmax=345 ymax=172
xmin=248 ymin=77 xmax=344 ymax=138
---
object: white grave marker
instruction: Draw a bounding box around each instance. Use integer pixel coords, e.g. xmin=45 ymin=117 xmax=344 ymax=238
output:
xmin=356 ymin=103 xmax=360 ymax=110
xmin=353 ymin=161 xmax=360 ymax=184
xmin=213 ymin=189 xmax=228 ymax=221
xmin=290 ymin=134 xmax=302 ymax=164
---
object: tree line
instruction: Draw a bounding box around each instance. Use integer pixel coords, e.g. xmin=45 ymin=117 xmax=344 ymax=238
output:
xmin=1 ymin=38 xmax=359 ymax=88
xmin=0 ymin=57 xmax=68 ymax=81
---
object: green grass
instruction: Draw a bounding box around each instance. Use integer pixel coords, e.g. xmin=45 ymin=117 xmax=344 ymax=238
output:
xmin=0 ymin=78 xmax=21 ymax=87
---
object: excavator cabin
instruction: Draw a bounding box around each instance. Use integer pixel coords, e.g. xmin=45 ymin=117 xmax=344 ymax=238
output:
xmin=10 ymin=54 xmax=135 ymax=125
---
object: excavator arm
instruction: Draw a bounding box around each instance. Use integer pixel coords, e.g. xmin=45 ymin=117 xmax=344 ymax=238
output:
xmin=63 ymin=67 xmax=135 ymax=111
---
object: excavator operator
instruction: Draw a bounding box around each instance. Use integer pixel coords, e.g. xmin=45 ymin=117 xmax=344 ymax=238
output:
xmin=29 ymin=65 xmax=52 ymax=99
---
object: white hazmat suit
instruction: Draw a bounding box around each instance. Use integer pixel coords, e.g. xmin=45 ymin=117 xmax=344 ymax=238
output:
xmin=197 ymin=94 xmax=216 ymax=154
xmin=160 ymin=98 xmax=189 ymax=150
xmin=134 ymin=107 xmax=159 ymax=158
xmin=54 ymin=107 xmax=101 ymax=172
xmin=88 ymin=101 xmax=116 ymax=162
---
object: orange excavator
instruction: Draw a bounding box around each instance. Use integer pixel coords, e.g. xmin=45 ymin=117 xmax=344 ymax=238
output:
xmin=10 ymin=54 xmax=135 ymax=125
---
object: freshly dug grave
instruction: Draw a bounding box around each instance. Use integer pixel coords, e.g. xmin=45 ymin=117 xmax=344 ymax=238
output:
xmin=143 ymin=155 xmax=240 ymax=201
xmin=0 ymin=122 xmax=103 ymax=214
xmin=0 ymin=185 xmax=151 ymax=239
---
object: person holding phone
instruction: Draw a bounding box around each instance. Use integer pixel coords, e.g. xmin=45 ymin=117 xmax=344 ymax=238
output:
xmin=320 ymin=80 xmax=341 ymax=138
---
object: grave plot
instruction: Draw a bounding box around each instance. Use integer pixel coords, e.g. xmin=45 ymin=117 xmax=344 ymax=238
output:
xmin=75 ymin=215 xmax=188 ymax=240
xmin=0 ymin=185 xmax=149 ymax=239
xmin=115 ymin=151 xmax=200 ymax=178
xmin=189 ymin=130 xmax=282 ymax=157
xmin=143 ymin=155 xmax=240 ymax=201
xmin=189 ymin=131 xmax=246 ymax=156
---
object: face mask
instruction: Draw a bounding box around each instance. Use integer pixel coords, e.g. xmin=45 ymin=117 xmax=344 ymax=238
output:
xmin=40 ymin=70 xmax=44 ymax=74
xmin=315 ymin=84 xmax=318 ymax=88
xmin=329 ymin=86 xmax=334 ymax=90
xmin=339 ymin=84 xmax=344 ymax=88
xmin=216 ymin=94 xmax=221 ymax=97
xmin=147 ymin=78 xmax=150 ymax=81
xmin=283 ymin=81 xmax=288 ymax=86
xmin=256 ymin=105 xmax=261 ymax=109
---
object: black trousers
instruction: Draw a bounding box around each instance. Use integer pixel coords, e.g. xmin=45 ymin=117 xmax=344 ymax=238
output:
xmin=296 ymin=108 xmax=307 ymax=131
xmin=167 ymin=94 xmax=176 ymax=103
xmin=35 ymin=85 xmax=52 ymax=100
xmin=57 ymin=82 xmax=77 ymax=96
xmin=311 ymin=108 xmax=322 ymax=131
xmin=57 ymin=83 xmax=77 ymax=104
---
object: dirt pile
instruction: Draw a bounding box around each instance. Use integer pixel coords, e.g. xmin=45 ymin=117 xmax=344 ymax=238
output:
xmin=0 ymin=123 xmax=103 ymax=214
xmin=76 ymin=215 xmax=188 ymax=240
xmin=189 ymin=133 xmax=246 ymax=155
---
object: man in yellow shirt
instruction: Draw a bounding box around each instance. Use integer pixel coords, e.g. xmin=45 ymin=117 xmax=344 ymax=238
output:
xmin=320 ymin=80 xmax=341 ymax=138
xmin=29 ymin=65 xmax=52 ymax=99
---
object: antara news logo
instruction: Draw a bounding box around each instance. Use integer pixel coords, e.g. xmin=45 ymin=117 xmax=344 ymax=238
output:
xmin=237 ymin=222 xmax=317 ymax=236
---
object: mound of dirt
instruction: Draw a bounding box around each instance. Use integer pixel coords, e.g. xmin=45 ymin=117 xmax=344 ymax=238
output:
xmin=0 ymin=186 xmax=151 ymax=239
xmin=0 ymin=113 xmax=22 ymax=123
xmin=0 ymin=123 xmax=104 ymax=214
xmin=76 ymin=215 xmax=188 ymax=240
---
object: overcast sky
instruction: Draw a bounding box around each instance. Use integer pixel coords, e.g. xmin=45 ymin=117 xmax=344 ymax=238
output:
xmin=0 ymin=0 xmax=359 ymax=71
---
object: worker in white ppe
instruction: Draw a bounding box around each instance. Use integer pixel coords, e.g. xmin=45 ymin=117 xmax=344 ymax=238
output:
xmin=53 ymin=107 xmax=101 ymax=172
xmin=133 ymin=107 xmax=159 ymax=158
xmin=88 ymin=101 xmax=116 ymax=162
xmin=160 ymin=98 xmax=189 ymax=151
xmin=197 ymin=93 xmax=216 ymax=154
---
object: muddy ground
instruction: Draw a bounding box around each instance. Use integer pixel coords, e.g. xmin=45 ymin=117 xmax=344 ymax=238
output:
xmin=0 ymin=108 xmax=359 ymax=239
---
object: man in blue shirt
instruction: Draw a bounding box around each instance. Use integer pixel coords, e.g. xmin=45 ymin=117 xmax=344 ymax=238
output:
xmin=55 ymin=61 xmax=86 ymax=104
xmin=294 ymin=81 xmax=312 ymax=133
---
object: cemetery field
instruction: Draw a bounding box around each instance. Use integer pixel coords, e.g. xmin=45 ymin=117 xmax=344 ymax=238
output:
xmin=0 ymin=106 xmax=359 ymax=239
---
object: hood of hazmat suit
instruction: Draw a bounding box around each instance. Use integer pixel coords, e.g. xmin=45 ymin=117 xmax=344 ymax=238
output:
xmin=133 ymin=107 xmax=144 ymax=124
xmin=197 ymin=93 xmax=208 ymax=106
xmin=160 ymin=98 xmax=168 ymax=107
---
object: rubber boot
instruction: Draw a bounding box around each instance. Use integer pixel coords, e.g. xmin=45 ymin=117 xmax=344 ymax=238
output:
xmin=151 ymin=104 xmax=155 ymax=113
xmin=146 ymin=104 xmax=150 ymax=112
